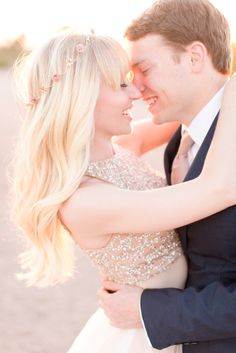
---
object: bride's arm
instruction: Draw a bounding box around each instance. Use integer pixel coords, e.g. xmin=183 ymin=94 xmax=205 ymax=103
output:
xmin=61 ymin=76 xmax=236 ymax=236
xmin=112 ymin=118 xmax=179 ymax=155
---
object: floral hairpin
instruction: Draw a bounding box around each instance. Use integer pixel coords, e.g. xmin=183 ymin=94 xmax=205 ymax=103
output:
xmin=28 ymin=40 xmax=88 ymax=106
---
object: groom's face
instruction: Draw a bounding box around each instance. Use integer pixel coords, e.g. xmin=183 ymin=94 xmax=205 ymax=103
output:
xmin=128 ymin=34 xmax=195 ymax=125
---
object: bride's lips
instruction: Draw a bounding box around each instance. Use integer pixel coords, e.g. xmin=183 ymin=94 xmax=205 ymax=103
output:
xmin=122 ymin=105 xmax=133 ymax=121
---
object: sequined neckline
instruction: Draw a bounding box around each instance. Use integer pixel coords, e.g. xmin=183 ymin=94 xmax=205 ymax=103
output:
xmin=88 ymin=144 xmax=126 ymax=164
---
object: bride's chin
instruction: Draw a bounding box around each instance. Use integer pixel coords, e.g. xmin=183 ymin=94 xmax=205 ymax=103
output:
xmin=116 ymin=125 xmax=132 ymax=136
xmin=122 ymin=126 xmax=132 ymax=135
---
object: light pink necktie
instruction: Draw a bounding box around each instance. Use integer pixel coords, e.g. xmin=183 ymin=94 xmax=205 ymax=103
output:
xmin=171 ymin=131 xmax=194 ymax=184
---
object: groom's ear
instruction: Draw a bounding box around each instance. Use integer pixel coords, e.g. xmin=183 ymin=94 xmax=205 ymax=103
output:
xmin=186 ymin=41 xmax=207 ymax=73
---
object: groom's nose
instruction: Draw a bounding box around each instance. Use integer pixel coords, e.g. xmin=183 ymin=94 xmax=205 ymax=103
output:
xmin=132 ymin=74 xmax=145 ymax=94
xmin=129 ymin=83 xmax=142 ymax=100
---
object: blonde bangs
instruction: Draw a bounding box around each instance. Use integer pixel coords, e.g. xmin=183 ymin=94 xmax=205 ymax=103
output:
xmin=93 ymin=36 xmax=130 ymax=90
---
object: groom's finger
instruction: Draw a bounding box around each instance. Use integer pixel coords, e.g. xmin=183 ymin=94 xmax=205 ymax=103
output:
xmin=99 ymin=271 xmax=108 ymax=281
xmin=97 ymin=287 xmax=113 ymax=302
xmin=97 ymin=288 xmax=114 ymax=312
xmin=103 ymin=280 xmax=123 ymax=292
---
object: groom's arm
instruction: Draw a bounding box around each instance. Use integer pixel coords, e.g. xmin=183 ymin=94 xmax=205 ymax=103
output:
xmin=99 ymin=280 xmax=236 ymax=349
xmin=113 ymin=119 xmax=179 ymax=156
xmin=141 ymin=281 xmax=236 ymax=349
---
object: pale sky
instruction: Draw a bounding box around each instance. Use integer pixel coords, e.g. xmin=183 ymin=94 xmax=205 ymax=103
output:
xmin=0 ymin=0 xmax=235 ymax=47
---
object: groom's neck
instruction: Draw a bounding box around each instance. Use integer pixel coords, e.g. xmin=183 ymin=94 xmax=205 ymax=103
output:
xmin=182 ymin=76 xmax=228 ymax=126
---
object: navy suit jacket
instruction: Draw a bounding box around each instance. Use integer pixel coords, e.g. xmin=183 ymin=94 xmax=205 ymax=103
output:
xmin=141 ymin=115 xmax=236 ymax=352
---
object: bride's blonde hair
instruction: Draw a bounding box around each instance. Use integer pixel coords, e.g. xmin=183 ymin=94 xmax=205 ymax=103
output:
xmin=11 ymin=30 xmax=129 ymax=287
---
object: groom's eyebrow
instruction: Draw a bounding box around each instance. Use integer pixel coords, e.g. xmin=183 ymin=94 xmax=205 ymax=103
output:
xmin=132 ymin=59 xmax=147 ymax=68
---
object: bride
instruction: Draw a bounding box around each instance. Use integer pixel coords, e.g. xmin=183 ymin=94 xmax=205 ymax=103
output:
xmin=11 ymin=30 xmax=236 ymax=353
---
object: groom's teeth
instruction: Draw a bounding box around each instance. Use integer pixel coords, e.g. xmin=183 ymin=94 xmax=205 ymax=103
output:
xmin=146 ymin=97 xmax=157 ymax=106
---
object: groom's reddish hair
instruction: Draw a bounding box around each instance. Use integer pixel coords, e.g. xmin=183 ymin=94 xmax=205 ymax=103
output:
xmin=125 ymin=0 xmax=231 ymax=74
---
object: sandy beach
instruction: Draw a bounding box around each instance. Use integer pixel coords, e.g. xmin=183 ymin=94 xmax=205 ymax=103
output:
xmin=0 ymin=67 xmax=164 ymax=353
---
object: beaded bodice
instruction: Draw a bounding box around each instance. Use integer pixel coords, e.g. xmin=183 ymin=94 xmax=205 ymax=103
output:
xmin=84 ymin=145 xmax=183 ymax=285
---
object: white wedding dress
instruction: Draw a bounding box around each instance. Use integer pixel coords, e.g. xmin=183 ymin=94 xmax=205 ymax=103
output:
xmin=66 ymin=145 xmax=187 ymax=353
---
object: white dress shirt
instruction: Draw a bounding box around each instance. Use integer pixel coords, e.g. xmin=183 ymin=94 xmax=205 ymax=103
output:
xmin=182 ymin=85 xmax=225 ymax=167
xmin=140 ymin=84 xmax=225 ymax=346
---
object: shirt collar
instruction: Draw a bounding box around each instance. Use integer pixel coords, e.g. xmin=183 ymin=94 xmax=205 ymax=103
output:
xmin=182 ymin=85 xmax=225 ymax=147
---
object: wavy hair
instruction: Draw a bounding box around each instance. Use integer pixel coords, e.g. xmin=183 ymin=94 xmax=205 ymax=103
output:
xmin=11 ymin=30 xmax=129 ymax=287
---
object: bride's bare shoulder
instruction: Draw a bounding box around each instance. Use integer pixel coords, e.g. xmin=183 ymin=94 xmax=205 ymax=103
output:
xmin=60 ymin=177 xmax=100 ymax=219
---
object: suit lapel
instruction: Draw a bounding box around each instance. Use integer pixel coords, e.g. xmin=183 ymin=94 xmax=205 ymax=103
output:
xmin=164 ymin=126 xmax=182 ymax=185
xmin=164 ymin=113 xmax=219 ymax=251
xmin=184 ymin=114 xmax=219 ymax=181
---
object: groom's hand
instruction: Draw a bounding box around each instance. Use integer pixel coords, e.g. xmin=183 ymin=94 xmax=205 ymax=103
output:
xmin=98 ymin=280 xmax=143 ymax=329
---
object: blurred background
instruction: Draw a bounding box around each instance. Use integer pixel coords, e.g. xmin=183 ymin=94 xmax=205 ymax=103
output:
xmin=0 ymin=1 xmax=235 ymax=352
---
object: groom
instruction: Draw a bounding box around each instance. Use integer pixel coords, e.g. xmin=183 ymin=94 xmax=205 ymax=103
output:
xmin=99 ymin=0 xmax=236 ymax=352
